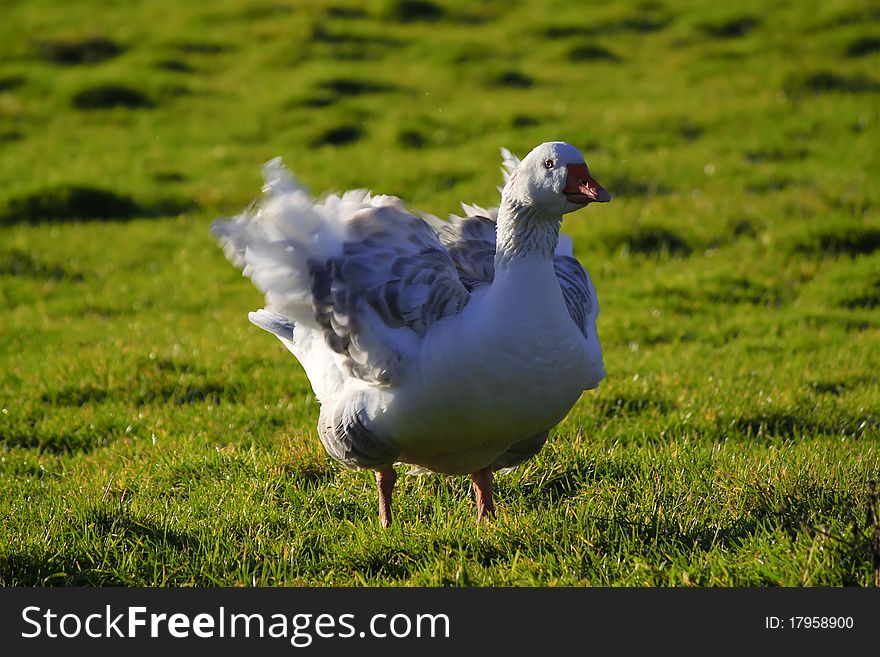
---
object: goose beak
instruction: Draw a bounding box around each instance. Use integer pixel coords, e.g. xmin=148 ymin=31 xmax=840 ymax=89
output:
xmin=565 ymin=163 xmax=611 ymax=204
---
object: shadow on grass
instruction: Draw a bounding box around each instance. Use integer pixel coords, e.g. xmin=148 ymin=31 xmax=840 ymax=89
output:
xmin=743 ymin=147 xmax=809 ymax=163
xmin=601 ymin=224 xmax=692 ymax=257
xmin=510 ymin=458 xmax=635 ymax=507
xmin=589 ymin=502 xmax=869 ymax=585
xmin=0 ymin=552 xmax=121 ymax=586
xmin=37 ymin=36 xmax=123 ymax=65
xmin=312 ymin=25 xmax=398 ymax=48
xmin=642 ymin=274 xmax=789 ymax=307
xmin=309 ymin=26 xmax=403 ymax=60
xmin=0 ymin=130 xmax=24 ymax=144
xmin=0 ymin=75 xmax=26 ymax=92
xmin=335 ymin=545 xmax=417 ymax=579
xmin=376 ymin=0 xmax=445 ymax=23
xmin=824 ymin=6 xmax=880 ymax=27
xmin=398 ymin=129 xmax=427 ymax=148
xmin=606 ymin=172 xmax=674 ymax=198
xmin=483 ymin=69 xmax=534 ymax=89
xmin=41 ymin=380 xmax=240 ymax=408
xmin=174 ymin=41 xmax=232 ymax=55
xmin=699 ymin=15 xmax=760 ymax=39
xmin=275 ymin=460 xmax=337 ymax=488
xmin=806 ymin=377 xmax=872 ymax=396
xmin=543 ymin=13 xmax=671 ymax=38
xmin=594 ymin=396 xmax=676 ymax=419
xmin=567 ymin=43 xmax=620 ymax=62
xmin=847 ymin=36 xmax=880 ymax=57
xmin=89 ymin=507 xmax=199 ymax=552
xmin=0 ymin=185 xmax=192 ymax=226
xmin=319 ymin=77 xmax=396 ymax=97
xmin=784 ymin=71 xmax=880 ymax=98
xmin=72 ymin=84 xmax=155 ymax=110
xmin=721 ymin=412 xmax=874 ymax=440
xmin=297 ymin=76 xmax=398 ymax=106
xmin=746 ymin=177 xmax=791 ymax=193
xmin=237 ymin=2 xmax=294 ymax=20
xmin=156 ymin=58 xmax=195 ymax=73
xmin=310 ymin=124 xmax=364 ymax=147
xmin=511 ymin=114 xmax=540 ymax=128
xmin=0 ymin=507 xmax=201 ymax=585
xmin=0 ymin=416 xmax=129 ymax=454
xmin=32 ymin=355 xmax=242 ymax=418
xmin=803 ymin=312 xmax=876 ymax=333
xmin=0 ymin=250 xmax=83 ymax=281
xmin=789 ymin=225 xmax=880 ymax=257
xmin=839 ymin=289 xmax=880 ymax=310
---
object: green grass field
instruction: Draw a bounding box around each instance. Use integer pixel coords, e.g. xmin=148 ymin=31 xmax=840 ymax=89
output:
xmin=1 ymin=0 xmax=879 ymax=586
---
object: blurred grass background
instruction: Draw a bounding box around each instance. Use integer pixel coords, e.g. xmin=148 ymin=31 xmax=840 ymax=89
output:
xmin=0 ymin=0 xmax=878 ymax=585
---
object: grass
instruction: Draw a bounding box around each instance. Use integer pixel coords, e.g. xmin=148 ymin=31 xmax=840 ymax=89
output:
xmin=0 ymin=0 xmax=878 ymax=586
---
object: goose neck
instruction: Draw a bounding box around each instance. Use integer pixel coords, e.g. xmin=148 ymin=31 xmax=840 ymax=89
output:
xmin=494 ymin=198 xmax=562 ymax=268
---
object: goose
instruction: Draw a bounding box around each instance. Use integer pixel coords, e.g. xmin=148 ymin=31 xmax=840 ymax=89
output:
xmin=211 ymin=141 xmax=610 ymax=526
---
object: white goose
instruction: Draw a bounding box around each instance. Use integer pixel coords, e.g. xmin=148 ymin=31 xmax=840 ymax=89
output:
xmin=212 ymin=141 xmax=609 ymax=526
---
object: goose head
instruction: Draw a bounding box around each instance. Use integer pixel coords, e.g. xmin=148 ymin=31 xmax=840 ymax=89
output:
xmin=502 ymin=141 xmax=611 ymax=216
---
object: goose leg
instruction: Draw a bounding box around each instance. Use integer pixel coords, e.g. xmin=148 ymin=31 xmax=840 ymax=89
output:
xmin=376 ymin=467 xmax=397 ymax=528
xmin=471 ymin=468 xmax=495 ymax=522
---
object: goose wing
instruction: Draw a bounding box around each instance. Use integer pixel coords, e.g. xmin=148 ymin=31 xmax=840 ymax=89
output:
xmin=212 ymin=159 xmax=470 ymax=386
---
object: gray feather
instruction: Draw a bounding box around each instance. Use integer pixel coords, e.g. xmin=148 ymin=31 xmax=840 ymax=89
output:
xmin=248 ymin=309 xmax=295 ymax=340
xmin=318 ymin=395 xmax=399 ymax=469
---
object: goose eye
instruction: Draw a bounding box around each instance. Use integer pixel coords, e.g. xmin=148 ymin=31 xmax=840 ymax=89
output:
xmin=544 ymin=159 xmax=555 ymax=169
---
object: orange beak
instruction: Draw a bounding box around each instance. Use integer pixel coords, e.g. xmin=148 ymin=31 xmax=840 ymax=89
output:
xmin=564 ymin=163 xmax=611 ymax=205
